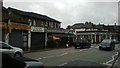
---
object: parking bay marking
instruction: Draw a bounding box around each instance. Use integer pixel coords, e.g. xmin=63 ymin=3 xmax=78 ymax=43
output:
xmin=103 ymin=52 xmax=118 ymax=65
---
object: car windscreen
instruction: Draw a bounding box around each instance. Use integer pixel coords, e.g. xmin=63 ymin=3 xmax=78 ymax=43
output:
xmin=75 ymin=39 xmax=88 ymax=42
xmin=101 ymin=40 xmax=111 ymax=45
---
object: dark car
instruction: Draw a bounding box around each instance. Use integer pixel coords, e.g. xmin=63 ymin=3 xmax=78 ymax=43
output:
xmin=74 ymin=38 xmax=91 ymax=49
xmin=99 ymin=39 xmax=115 ymax=51
xmin=1 ymin=53 xmax=44 ymax=68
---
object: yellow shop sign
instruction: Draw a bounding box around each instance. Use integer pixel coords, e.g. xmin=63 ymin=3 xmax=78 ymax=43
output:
xmin=10 ymin=22 xmax=31 ymax=30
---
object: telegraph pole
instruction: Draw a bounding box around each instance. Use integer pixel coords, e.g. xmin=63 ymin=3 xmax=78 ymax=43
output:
xmin=28 ymin=19 xmax=31 ymax=51
xmin=5 ymin=8 xmax=11 ymax=43
xmin=45 ymin=25 xmax=48 ymax=48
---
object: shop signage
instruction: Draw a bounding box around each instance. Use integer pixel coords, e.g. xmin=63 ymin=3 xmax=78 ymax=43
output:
xmin=31 ymin=27 xmax=45 ymax=32
xmin=47 ymin=29 xmax=74 ymax=34
xmin=10 ymin=22 xmax=31 ymax=30
xmin=77 ymin=32 xmax=109 ymax=35
xmin=0 ymin=22 xmax=7 ymax=29
xmin=47 ymin=29 xmax=65 ymax=33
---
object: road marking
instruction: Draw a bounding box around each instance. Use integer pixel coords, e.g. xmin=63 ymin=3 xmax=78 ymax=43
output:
xmin=36 ymin=48 xmax=90 ymax=60
xmin=104 ymin=52 xmax=118 ymax=64
xmin=71 ymin=58 xmax=79 ymax=61
xmin=60 ymin=52 xmax=68 ymax=56
xmin=42 ymin=55 xmax=55 ymax=59
xmin=36 ymin=58 xmax=42 ymax=60
xmin=58 ymin=62 xmax=68 ymax=66
xmin=36 ymin=52 xmax=68 ymax=60
xmin=94 ymin=46 xmax=99 ymax=48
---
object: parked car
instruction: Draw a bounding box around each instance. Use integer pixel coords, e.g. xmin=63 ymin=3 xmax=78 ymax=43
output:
xmin=99 ymin=39 xmax=115 ymax=51
xmin=74 ymin=38 xmax=91 ymax=49
xmin=2 ymin=53 xmax=44 ymax=68
xmin=0 ymin=41 xmax=23 ymax=57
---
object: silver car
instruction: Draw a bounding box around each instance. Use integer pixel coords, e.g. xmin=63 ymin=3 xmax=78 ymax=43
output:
xmin=0 ymin=41 xmax=24 ymax=57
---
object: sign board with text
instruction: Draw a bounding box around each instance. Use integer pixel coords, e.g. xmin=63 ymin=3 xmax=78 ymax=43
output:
xmin=31 ymin=27 xmax=45 ymax=32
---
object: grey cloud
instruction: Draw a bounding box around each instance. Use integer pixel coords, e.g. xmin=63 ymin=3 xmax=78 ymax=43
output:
xmin=3 ymin=1 xmax=118 ymax=28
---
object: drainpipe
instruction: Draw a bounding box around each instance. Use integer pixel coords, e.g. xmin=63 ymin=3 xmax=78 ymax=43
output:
xmin=28 ymin=19 xmax=31 ymax=51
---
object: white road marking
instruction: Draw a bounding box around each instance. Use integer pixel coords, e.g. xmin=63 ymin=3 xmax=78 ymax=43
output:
xmin=71 ymin=58 xmax=79 ymax=61
xmin=60 ymin=52 xmax=68 ymax=56
xmin=58 ymin=62 xmax=68 ymax=66
xmin=36 ymin=49 xmax=88 ymax=60
xmin=69 ymin=50 xmax=82 ymax=54
xmin=42 ymin=55 xmax=56 ymax=59
xmin=36 ymin=58 xmax=42 ymax=60
xmin=94 ymin=46 xmax=99 ymax=48
xmin=104 ymin=52 xmax=118 ymax=64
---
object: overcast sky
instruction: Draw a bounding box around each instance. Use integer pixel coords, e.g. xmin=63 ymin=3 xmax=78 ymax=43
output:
xmin=3 ymin=0 xmax=119 ymax=28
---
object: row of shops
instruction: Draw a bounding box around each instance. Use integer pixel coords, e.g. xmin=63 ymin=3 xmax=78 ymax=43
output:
xmin=1 ymin=6 xmax=75 ymax=51
xmin=1 ymin=21 xmax=75 ymax=51
xmin=68 ymin=22 xmax=120 ymax=43
xmin=77 ymin=31 xmax=119 ymax=43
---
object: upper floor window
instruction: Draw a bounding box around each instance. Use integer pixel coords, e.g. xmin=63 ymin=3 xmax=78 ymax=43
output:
xmin=33 ymin=20 xmax=36 ymax=26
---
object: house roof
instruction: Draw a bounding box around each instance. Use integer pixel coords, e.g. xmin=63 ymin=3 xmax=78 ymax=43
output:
xmin=94 ymin=24 xmax=105 ymax=29
xmin=68 ymin=22 xmax=120 ymax=31
xmin=69 ymin=22 xmax=94 ymax=29
xmin=84 ymin=22 xmax=94 ymax=29
xmin=2 ymin=6 xmax=8 ymax=11
xmin=70 ymin=23 xmax=85 ymax=29
xmin=8 ymin=7 xmax=61 ymax=23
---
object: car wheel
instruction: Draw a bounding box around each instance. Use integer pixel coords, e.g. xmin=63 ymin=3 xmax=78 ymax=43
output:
xmin=113 ymin=47 xmax=115 ymax=50
xmin=14 ymin=52 xmax=22 ymax=57
xmin=99 ymin=47 xmax=102 ymax=50
xmin=74 ymin=46 xmax=77 ymax=49
xmin=110 ymin=47 xmax=113 ymax=51
xmin=89 ymin=45 xmax=91 ymax=48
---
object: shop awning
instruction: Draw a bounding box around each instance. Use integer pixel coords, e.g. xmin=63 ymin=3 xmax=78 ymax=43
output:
xmin=51 ymin=34 xmax=75 ymax=37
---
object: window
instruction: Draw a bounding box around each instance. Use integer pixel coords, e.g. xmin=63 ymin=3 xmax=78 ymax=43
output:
xmin=33 ymin=20 xmax=36 ymax=26
xmin=0 ymin=43 xmax=11 ymax=49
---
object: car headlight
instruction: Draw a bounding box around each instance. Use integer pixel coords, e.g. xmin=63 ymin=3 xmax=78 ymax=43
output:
xmin=99 ymin=45 xmax=102 ymax=46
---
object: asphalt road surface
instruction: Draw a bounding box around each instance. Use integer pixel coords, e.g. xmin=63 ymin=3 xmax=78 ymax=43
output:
xmin=24 ymin=44 xmax=120 ymax=67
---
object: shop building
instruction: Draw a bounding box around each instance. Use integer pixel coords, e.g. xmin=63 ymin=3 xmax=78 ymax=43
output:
xmin=2 ymin=6 xmax=75 ymax=51
xmin=67 ymin=22 xmax=120 ymax=43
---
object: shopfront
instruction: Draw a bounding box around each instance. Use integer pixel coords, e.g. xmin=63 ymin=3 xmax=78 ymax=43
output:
xmin=8 ymin=22 xmax=30 ymax=50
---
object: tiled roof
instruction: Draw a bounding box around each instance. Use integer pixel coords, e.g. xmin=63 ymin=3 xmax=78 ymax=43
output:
xmin=71 ymin=23 xmax=85 ymax=29
xmin=2 ymin=6 xmax=7 ymax=11
xmin=69 ymin=22 xmax=120 ymax=31
xmin=8 ymin=7 xmax=61 ymax=23
xmin=69 ymin=22 xmax=94 ymax=29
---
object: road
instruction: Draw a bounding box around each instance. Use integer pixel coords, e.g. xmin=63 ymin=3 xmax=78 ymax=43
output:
xmin=24 ymin=44 xmax=120 ymax=66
